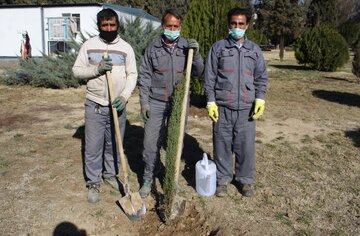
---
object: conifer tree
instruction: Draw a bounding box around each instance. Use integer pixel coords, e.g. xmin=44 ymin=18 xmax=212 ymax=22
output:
xmin=352 ymin=39 xmax=360 ymax=83
xmin=180 ymin=0 xmax=238 ymax=95
xmin=257 ymin=0 xmax=304 ymax=61
xmin=119 ymin=16 xmax=161 ymax=68
xmin=181 ymin=0 xmax=239 ymax=57
xmin=306 ymin=0 xmax=337 ymax=27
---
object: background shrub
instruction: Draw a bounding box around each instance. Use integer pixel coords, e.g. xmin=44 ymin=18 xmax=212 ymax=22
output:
xmin=294 ymin=26 xmax=349 ymax=71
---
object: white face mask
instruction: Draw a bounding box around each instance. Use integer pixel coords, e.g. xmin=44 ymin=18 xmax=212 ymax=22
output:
xmin=229 ymin=28 xmax=246 ymax=40
xmin=163 ymin=29 xmax=181 ymax=41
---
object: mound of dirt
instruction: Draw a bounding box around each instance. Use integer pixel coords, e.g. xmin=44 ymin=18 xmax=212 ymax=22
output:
xmin=138 ymin=201 xmax=211 ymax=236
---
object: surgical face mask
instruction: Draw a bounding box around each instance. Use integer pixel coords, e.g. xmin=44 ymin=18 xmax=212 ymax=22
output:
xmin=229 ymin=28 xmax=246 ymax=40
xmin=163 ymin=29 xmax=180 ymax=41
xmin=99 ymin=30 xmax=118 ymax=43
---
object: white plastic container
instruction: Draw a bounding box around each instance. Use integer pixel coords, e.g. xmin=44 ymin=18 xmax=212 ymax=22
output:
xmin=195 ymin=153 xmax=216 ymax=196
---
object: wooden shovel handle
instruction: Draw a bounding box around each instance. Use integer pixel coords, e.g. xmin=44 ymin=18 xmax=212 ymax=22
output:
xmin=105 ymin=68 xmax=129 ymax=181
xmin=174 ymin=48 xmax=194 ymax=182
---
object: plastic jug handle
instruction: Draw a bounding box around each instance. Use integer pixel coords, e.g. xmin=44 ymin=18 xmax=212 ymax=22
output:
xmin=203 ymin=153 xmax=208 ymax=170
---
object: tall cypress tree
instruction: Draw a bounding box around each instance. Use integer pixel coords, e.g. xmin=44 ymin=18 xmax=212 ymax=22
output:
xmin=181 ymin=0 xmax=239 ymax=57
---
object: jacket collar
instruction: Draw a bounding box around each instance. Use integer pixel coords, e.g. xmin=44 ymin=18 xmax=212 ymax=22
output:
xmin=225 ymin=37 xmax=252 ymax=50
xmin=153 ymin=36 xmax=187 ymax=49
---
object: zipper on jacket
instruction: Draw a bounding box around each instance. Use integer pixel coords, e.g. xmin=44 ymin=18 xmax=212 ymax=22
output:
xmin=238 ymin=48 xmax=241 ymax=109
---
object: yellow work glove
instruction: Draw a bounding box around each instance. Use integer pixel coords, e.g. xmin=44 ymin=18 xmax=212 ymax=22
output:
xmin=252 ymin=99 xmax=265 ymax=120
xmin=207 ymin=102 xmax=219 ymax=122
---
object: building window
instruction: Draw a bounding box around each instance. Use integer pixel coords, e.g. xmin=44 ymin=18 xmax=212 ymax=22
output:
xmin=62 ymin=13 xmax=80 ymax=36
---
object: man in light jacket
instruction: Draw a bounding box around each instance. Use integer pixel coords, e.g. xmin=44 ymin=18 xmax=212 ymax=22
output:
xmin=73 ymin=8 xmax=137 ymax=203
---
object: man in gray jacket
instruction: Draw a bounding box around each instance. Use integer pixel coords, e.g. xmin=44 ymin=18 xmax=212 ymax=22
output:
xmin=73 ymin=9 xmax=138 ymax=203
xmin=204 ymin=7 xmax=268 ymax=198
xmin=138 ymin=8 xmax=204 ymax=198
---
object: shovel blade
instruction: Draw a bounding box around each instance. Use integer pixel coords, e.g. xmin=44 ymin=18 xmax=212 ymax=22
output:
xmin=119 ymin=192 xmax=146 ymax=221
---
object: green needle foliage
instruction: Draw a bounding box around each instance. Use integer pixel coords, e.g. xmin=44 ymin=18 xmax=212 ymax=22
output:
xmin=2 ymin=33 xmax=85 ymax=88
xmin=294 ymin=26 xmax=349 ymax=72
xmin=119 ymin=16 xmax=162 ymax=69
xmin=163 ymin=77 xmax=186 ymax=223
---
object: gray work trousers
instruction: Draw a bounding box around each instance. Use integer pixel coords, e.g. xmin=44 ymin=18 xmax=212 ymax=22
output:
xmin=214 ymin=106 xmax=256 ymax=186
xmin=84 ymin=99 xmax=126 ymax=186
xmin=142 ymin=99 xmax=171 ymax=180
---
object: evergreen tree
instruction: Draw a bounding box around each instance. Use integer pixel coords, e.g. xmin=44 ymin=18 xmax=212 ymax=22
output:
xmin=124 ymin=0 xmax=190 ymax=19
xmin=181 ymin=0 xmax=238 ymax=95
xmin=294 ymin=26 xmax=349 ymax=71
xmin=257 ymin=0 xmax=304 ymax=61
xmin=118 ymin=16 xmax=162 ymax=69
xmin=181 ymin=0 xmax=238 ymax=57
xmin=306 ymin=0 xmax=337 ymax=27
xmin=352 ymin=39 xmax=360 ymax=83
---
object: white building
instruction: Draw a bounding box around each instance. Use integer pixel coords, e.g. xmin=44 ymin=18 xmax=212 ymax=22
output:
xmin=0 ymin=3 xmax=161 ymax=58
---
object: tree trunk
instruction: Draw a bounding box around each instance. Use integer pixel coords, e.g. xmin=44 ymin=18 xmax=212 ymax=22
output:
xmin=279 ymin=35 xmax=285 ymax=61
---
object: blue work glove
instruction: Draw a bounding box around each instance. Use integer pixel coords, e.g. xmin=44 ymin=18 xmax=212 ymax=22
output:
xmin=112 ymin=96 xmax=126 ymax=112
xmin=141 ymin=104 xmax=150 ymax=122
xmin=98 ymin=57 xmax=112 ymax=75
xmin=252 ymin=99 xmax=265 ymax=120
xmin=188 ymin=39 xmax=200 ymax=55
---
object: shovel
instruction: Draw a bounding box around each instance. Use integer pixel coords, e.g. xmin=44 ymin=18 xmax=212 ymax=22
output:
xmin=104 ymin=54 xmax=146 ymax=221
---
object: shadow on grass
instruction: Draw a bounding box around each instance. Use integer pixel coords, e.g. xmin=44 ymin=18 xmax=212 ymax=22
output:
xmin=323 ymin=76 xmax=355 ymax=83
xmin=312 ymin=90 xmax=360 ymax=108
xmin=72 ymin=121 xmax=145 ymax=185
xmin=72 ymin=120 xmax=205 ymax=190
xmin=269 ymin=64 xmax=312 ymax=71
xmin=345 ymin=129 xmax=360 ymax=148
xmin=190 ymin=93 xmax=206 ymax=108
xmin=123 ymin=120 xmax=144 ymax=185
xmin=181 ymin=133 xmax=205 ymax=189
xmin=72 ymin=125 xmax=86 ymax=182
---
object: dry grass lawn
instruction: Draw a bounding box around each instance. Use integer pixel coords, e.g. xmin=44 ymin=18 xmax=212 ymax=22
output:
xmin=0 ymin=50 xmax=359 ymax=235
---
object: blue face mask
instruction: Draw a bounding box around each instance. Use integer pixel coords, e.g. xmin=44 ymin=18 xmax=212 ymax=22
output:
xmin=164 ymin=29 xmax=180 ymax=41
xmin=229 ymin=28 xmax=246 ymax=40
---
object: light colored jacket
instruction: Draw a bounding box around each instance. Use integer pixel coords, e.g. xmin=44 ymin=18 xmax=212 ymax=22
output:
xmin=72 ymin=35 xmax=138 ymax=106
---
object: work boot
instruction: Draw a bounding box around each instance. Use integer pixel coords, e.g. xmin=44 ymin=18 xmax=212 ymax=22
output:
xmin=139 ymin=179 xmax=153 ymax=198
xmin=239 ymin=183 xmax=254 ymax=197
xmin=87 ymin=184 xmax=100 ymax=203
xmin=215 ymin=185 xmax=227 ymax=198
xmin=104 ymin=176 xmax=121 ymax=192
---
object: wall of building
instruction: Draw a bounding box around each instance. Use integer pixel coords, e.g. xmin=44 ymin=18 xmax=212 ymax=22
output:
xmin=0 ymin=5 xmax=160 ymax=58
xmin=0 ymin=7 xmax=43 ymax=57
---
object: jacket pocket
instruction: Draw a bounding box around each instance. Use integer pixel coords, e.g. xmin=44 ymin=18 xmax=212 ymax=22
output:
xmin=215 ymin=81 xmax=233 ymax=104
xmin=151 ymin=49 xmax=167 ymax=70
xmin=219 ymin=49 xmax=235 ymax=69
xmin=244 ymin=83 xmax=255 ymax=104
xmin=150 ymin=79 xmax=167 ymax=101
xmin=243 ymin=51 xmax=257 ymax=70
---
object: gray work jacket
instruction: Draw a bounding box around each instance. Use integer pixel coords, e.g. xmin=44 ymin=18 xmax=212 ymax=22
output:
xmin=204 ymin=38 xmax=268 ymax=110
xmin=139 ymin=37 xmax=204 ymax=107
